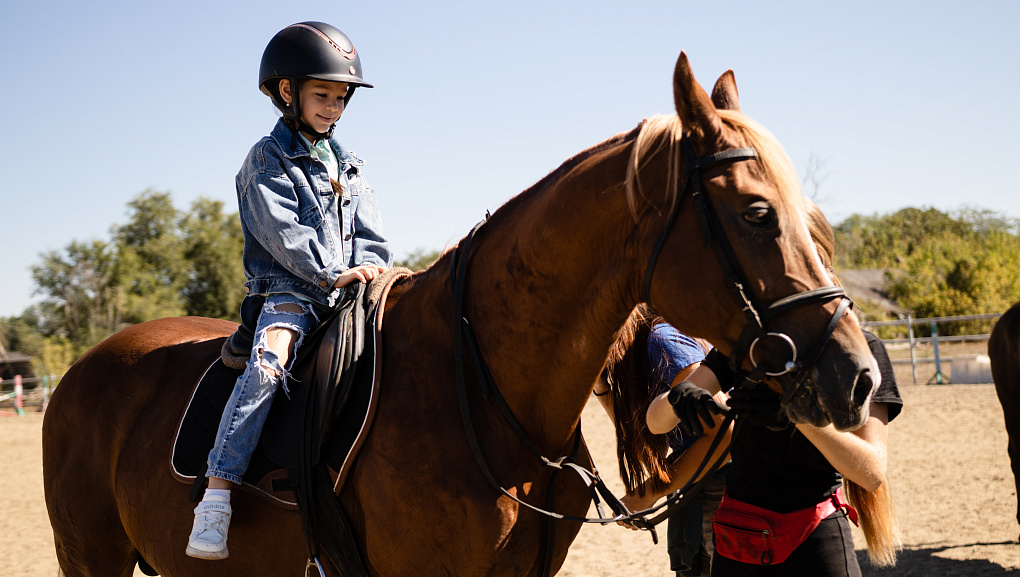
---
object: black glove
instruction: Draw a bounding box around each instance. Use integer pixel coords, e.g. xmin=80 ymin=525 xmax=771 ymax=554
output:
xmin=667 ymin=381 xmax=730 ymax=437
xmin=726 ymin=385 xmax=789 ymax=429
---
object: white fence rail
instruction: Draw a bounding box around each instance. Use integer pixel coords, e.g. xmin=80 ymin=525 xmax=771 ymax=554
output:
xmin=862 ymin=313 xmax=1000 ymax=384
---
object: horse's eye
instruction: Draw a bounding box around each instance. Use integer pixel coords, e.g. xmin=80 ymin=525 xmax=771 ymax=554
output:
xmin=743 ymin=203 xmax=773 ymax=226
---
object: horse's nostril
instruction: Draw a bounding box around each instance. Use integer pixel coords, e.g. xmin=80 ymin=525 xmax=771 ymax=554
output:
xmin=852 ymin=368 xmax=875 ymax=407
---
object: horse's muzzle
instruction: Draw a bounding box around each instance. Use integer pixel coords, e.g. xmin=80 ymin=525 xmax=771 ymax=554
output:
xmin=784 ymin=365 xmax=877 ymax=431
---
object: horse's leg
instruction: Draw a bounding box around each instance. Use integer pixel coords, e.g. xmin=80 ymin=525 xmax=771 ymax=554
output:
xmin=997 ymin=386 xmax=1020 ymax=531
xmin=523 ymin=446 xmax=593 ymax=577
xmin=1008 ymin=423 xmax=1020 ymax=526
xmin=990 ymin=303 xmax=1020 ymax=538
xmin=995 ymin=390 xmax=1020 ymax=539
xmin=50 ymin=517 xmax=137 ymax=577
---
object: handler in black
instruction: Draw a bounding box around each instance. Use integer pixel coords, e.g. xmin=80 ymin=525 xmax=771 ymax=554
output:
xmin=704 ymin=331 xmax=902 ymax=576
xmin=656 ymin=201 xmax=903 ymax=575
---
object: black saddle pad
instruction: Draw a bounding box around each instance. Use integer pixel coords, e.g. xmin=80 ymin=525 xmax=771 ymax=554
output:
xmin=171 ymin=282 xmax=377 ymax=505
xmin=171 ymin=357 xmax=297 ymax=505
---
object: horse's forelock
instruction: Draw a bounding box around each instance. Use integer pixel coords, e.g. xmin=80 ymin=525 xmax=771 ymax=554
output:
xmin=716 ymin=109 xmax=805 ymax=215
xmin=624 ymin=111 xmax=806 ymax=226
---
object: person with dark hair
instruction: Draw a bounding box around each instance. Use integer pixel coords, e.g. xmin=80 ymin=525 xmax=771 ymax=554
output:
xmin=596 ymin=308 xmax=730 ymax=576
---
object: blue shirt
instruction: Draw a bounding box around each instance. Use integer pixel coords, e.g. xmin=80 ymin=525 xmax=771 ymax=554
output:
xmin=646 ymin=323 xmax=707 ymax=453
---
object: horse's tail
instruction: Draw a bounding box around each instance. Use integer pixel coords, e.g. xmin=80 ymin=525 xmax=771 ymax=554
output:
xmin=844 ymin=478 xmax=901 ymax=567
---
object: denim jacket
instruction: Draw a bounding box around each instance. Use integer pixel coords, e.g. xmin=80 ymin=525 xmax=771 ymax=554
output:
xmin=236 ymin=119 xmax=392 ymax=307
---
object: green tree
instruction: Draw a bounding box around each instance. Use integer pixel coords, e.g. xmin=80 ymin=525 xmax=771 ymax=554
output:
xmin=31 ymin=239 xmax=122 ymax=346
xmin=22 ymin=190 xmax=252 ymax=368
xmin=835 ymin=205 xmax=1020 ymax=334
xmin=180 ymin=198 xmax=246 ymax=319
xmin=112 ymin=189 xmax=188 ymax=323
xmin=395 ymin=248 xmax=443 ymax=272
xmin=834 ymin=207 xmax=971 ymax=269
xmin=0 ymin=312 xmax=77 ymax=376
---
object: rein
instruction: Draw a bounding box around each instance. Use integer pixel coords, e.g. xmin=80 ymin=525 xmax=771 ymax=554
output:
xmin=447 ymin=131 xmax=855 ymax=546
xmin=448 ymin=218 xmax=727 ymax=546
xmin=450 ymin=221 xmax=630 ymax=528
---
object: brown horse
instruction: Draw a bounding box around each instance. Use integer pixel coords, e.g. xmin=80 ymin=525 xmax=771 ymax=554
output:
xmin=43 ymin=52 xmax=880 ymax=577
xmin=989 ymin=301 xmax=1020 ymax=539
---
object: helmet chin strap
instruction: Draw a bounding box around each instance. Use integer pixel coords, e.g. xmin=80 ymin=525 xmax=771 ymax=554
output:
xmin=296 ymin=119 xmax=335 ymax=142
xmin=285 ymin=79 xmax=335 ymax=146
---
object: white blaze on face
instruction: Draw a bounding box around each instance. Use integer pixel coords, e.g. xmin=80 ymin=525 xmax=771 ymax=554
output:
xmin=794 ymin=210 xmax=883 ymax=392
xmin=797 ymin=215 xmax=833 ymax=287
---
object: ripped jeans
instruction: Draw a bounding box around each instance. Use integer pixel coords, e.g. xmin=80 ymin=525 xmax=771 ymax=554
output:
xmin=206 ymin=294 xmax=321 ymax=484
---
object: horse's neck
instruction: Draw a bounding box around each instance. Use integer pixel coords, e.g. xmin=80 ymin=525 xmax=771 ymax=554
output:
xmin=456 ymin=136 xmax=658 ymax=448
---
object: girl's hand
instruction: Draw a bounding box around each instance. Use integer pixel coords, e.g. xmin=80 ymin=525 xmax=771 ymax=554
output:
xmin=646 ymin=363 xmax=722 ymax=435
xmin=334 ymin=264 xmax=387 ymax=288
xmin=668 ymin=380 xmax=730 ymax=437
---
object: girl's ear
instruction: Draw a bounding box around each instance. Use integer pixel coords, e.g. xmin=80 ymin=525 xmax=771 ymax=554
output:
xmin=279 ymin=79 xmax=292 ymax=105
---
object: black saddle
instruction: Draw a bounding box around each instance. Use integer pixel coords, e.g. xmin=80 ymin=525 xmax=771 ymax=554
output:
xmin=171 ymin=281 xmax=375 ymax=503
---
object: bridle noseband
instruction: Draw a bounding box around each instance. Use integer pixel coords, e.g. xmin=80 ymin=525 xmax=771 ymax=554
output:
xmin=445 ymin=131 xmax=855 ymax=551
xmin=642 ymin=134 xmax=852 ymax=399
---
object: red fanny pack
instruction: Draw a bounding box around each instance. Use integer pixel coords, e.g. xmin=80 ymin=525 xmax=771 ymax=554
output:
xmin=712 ymin=487 xmax=859 ymax=565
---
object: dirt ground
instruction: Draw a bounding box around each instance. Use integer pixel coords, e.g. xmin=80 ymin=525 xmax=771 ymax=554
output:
xmin=3 ymin=382 xmax=1019 ymax=576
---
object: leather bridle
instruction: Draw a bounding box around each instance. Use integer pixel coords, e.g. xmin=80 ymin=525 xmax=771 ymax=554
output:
xmin=446 ymin=131 xmax=855 ymax=551
xmin=642 ymin=135 xmax=853 ymax=403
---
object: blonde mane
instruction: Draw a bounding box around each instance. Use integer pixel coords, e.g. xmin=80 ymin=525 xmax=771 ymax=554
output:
xmin=624 ymin=112 xmax=806 ymax=219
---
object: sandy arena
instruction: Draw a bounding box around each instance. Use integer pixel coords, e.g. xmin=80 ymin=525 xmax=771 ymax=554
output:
xmin=3 ymin=383 xmax=1019 ymax=576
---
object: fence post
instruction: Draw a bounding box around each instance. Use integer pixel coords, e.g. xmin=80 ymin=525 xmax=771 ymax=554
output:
xmin=907 ymin=314 xmax=917 ymax=384
xmin=14 ymin=374 xmax=25 ymax=416
xmin=930 ymin=321 xmax=944 ymax=385
xmin=41 ymin=374 xmax=51 ymax=412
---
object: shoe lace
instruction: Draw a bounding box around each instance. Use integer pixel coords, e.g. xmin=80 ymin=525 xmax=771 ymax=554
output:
xmin=195 ymin=510 xmax=229 ymax=537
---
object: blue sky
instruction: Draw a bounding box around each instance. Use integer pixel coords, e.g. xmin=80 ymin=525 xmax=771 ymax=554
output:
xmin=1 ymin=1 xmax=1018 ymax=318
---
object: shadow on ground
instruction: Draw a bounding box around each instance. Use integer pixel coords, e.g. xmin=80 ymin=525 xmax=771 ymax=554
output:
xmin=858 ymin=542 xmax=1019 ymax=576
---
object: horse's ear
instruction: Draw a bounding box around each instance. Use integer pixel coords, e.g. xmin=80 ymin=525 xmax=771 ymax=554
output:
xmin=673 ymin=52 xmax=724 ymax=144
xmin=711 ymin=70 xmax=741 ymax=112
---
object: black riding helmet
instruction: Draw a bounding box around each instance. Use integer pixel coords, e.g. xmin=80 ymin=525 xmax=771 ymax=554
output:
xmin=259 ymin=22 xmax=373 ymax=140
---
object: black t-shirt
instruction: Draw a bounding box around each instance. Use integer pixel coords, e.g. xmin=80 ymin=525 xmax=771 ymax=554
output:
xmin=725 ymin=331 xmax=902 ymax=512
xmin=867 ymin=331 xmax=902 ymax=421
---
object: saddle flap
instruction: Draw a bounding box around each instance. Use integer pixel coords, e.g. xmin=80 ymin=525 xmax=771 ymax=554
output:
xmin=170 ymin=358 xmax=299 ymax=508
xmin=171 ymin=270 xmax=410 ymax=509
xmin=327 ymin=269 xmax=408 ymax=494
xmin=261 ymin=282 xmax=365 ymax=469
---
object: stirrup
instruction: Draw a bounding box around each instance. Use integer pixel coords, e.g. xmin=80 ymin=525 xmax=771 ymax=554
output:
xmin=306 ymin=557 xmax=326 ymax=577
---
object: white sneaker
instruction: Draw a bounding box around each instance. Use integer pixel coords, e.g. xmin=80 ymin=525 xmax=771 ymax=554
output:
xmin=186 ymin=500 xmax=232 ymax=560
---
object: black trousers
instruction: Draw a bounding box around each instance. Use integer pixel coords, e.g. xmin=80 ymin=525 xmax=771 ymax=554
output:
xmin=711 ymin=510 xmax=861 ymax=577
xmin=668 ymin=465 xmax=728 ymax=577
